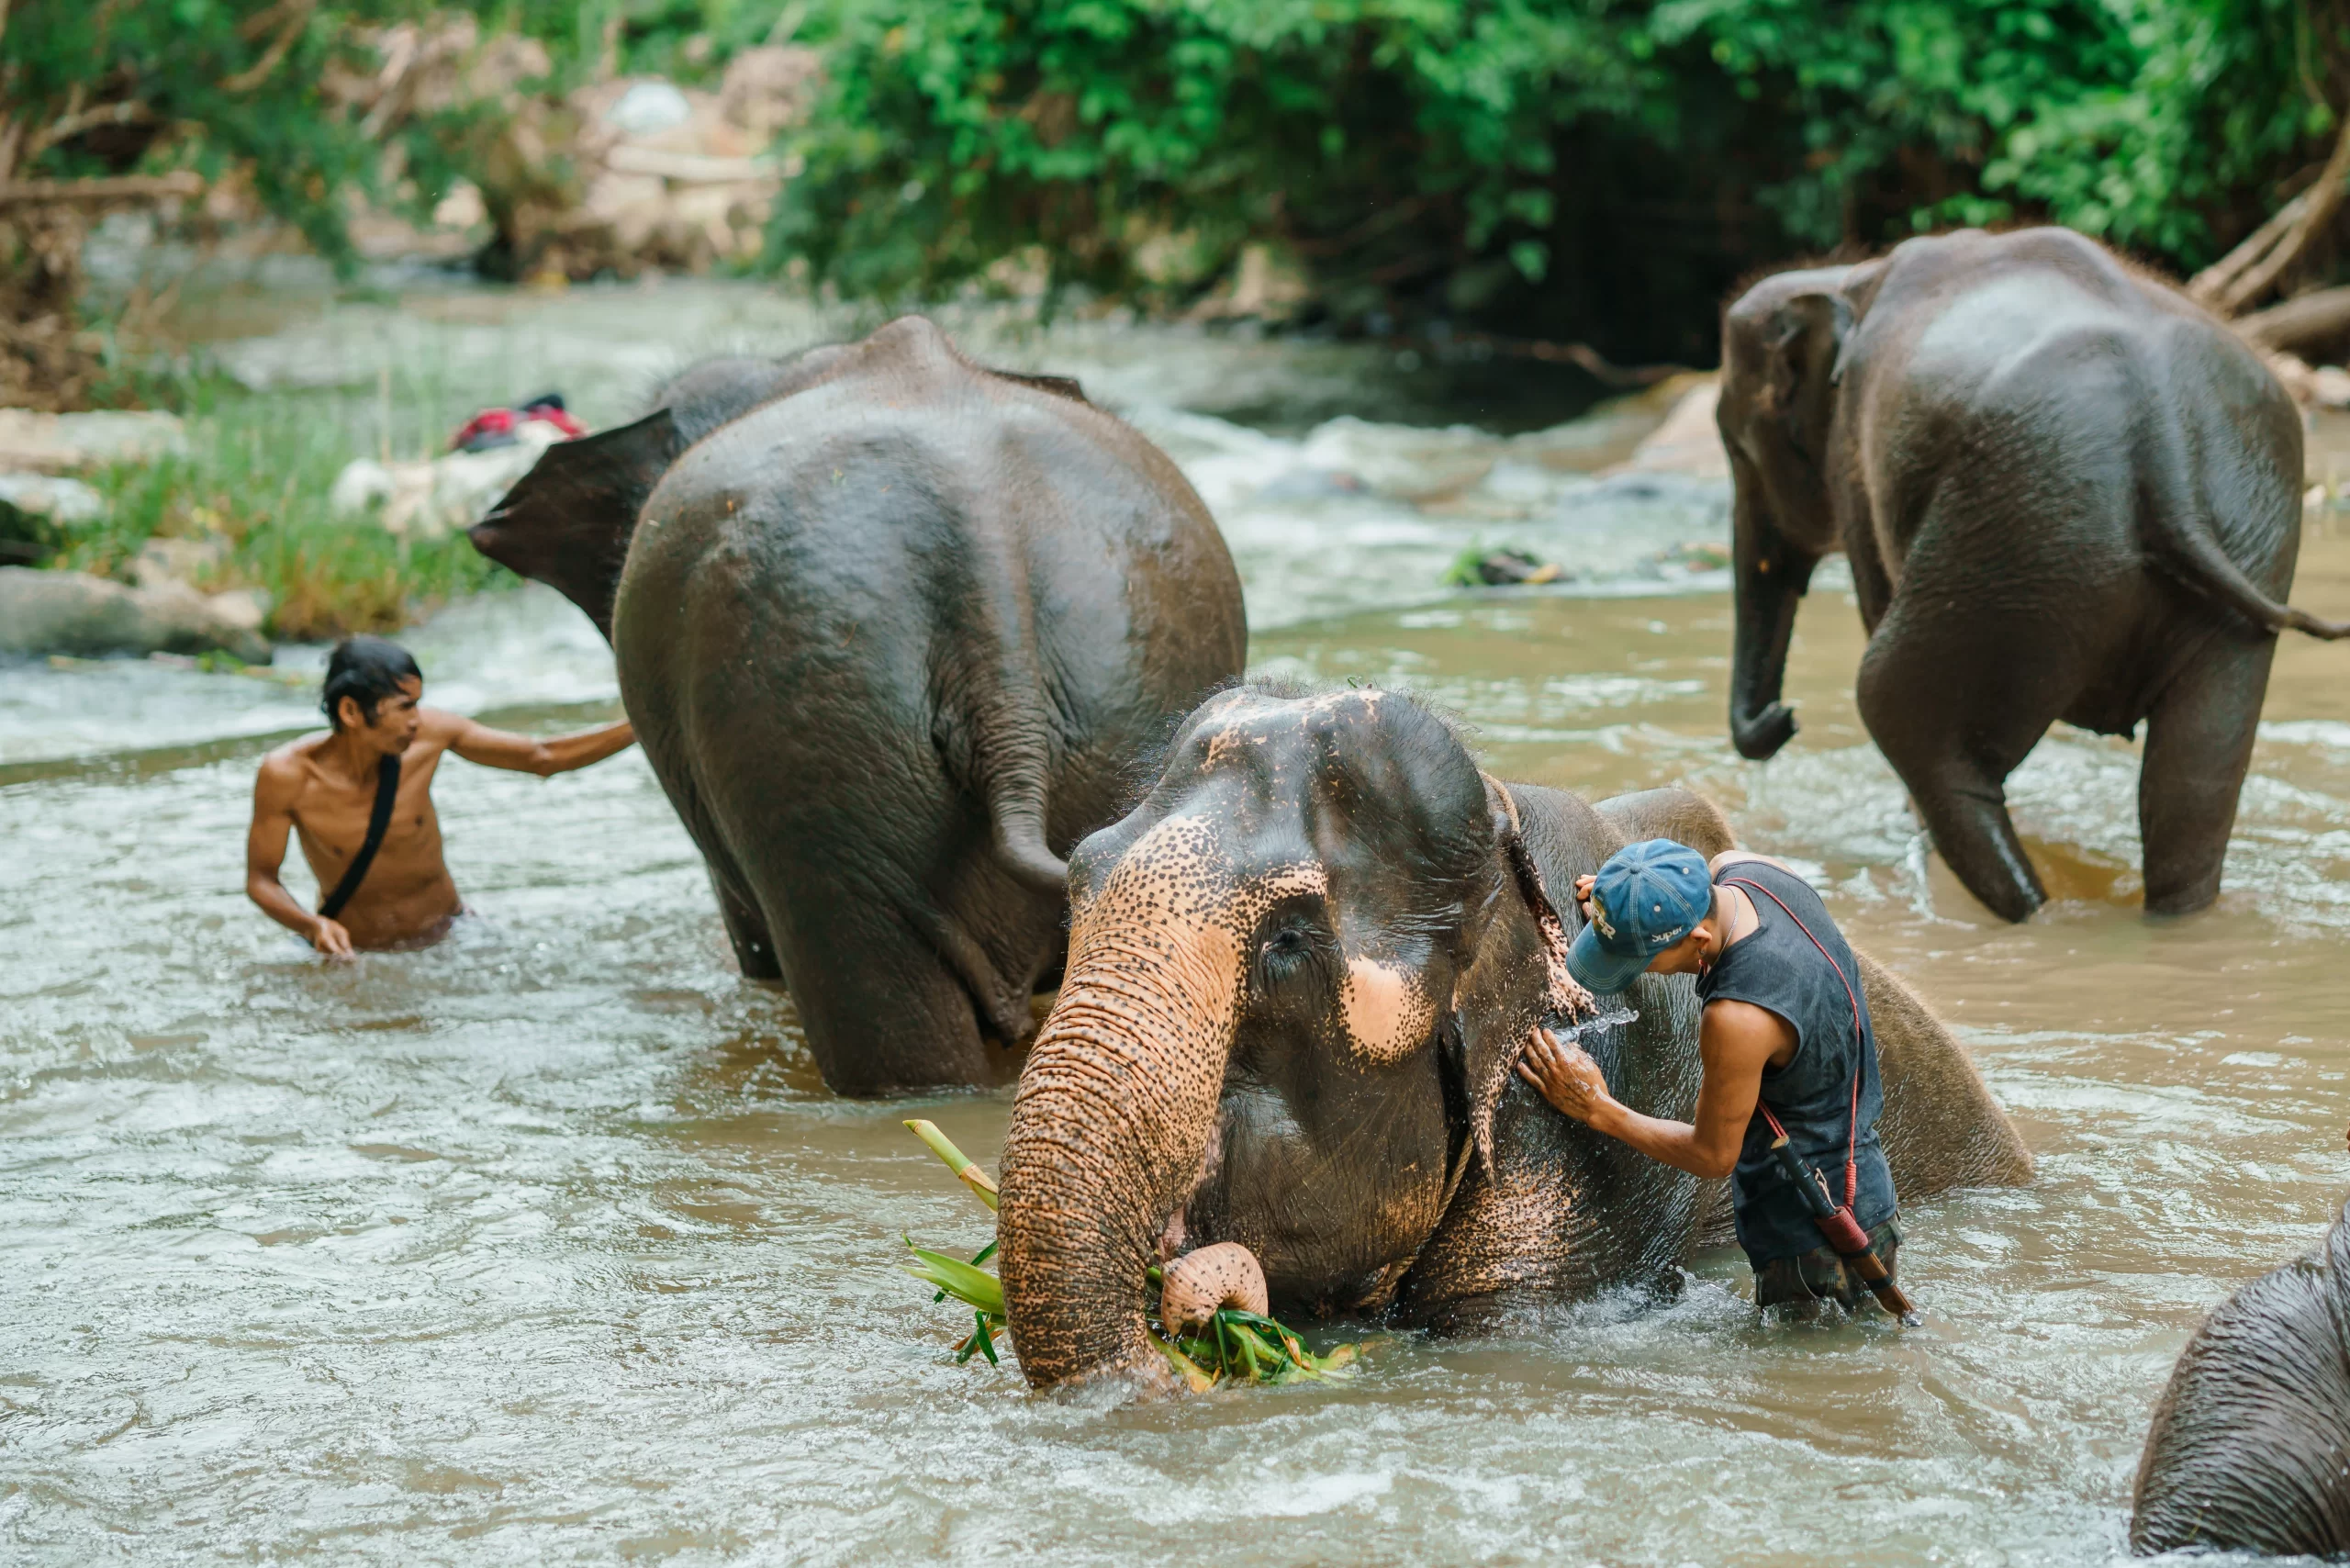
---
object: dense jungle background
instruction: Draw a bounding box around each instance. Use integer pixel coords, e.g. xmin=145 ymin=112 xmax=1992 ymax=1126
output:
xmin=6 ymin=0 xmax=2350 ymax=398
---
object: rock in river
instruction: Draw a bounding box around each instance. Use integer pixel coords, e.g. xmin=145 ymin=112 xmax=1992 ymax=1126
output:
xmin=0 ymin=566 xmax=271 ymax=663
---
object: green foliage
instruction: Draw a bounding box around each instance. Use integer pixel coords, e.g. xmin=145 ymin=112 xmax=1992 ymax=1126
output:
xmin=777 ymin=0 xmax=2348 ymax=347
xmin=4 ymin=1 xmax=453 ymax=266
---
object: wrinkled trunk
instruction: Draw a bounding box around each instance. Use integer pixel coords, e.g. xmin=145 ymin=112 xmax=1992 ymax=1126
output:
xmin=1728 ymin=455 xmax=1818 ymax=761
xmin=996 ymin=823 xmax=1245 ymax=1389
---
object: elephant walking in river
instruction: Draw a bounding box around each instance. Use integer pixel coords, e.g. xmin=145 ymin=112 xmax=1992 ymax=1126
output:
xmin=1718 ymin=227 xmax=2349 ymax=923
xmin=995 ymin=683 xmax=2031 ymax=1390
xmin=2132 ymin=1193 xmax=2350 ymax=1557
xmin=472 ymin=318 xmax=1246 ymax=1094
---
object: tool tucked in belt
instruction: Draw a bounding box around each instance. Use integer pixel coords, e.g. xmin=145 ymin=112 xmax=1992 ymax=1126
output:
xmin=1759 ymin=1109 xmax=1919 ymax=1324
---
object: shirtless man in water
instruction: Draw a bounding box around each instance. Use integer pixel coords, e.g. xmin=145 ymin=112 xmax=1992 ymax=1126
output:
xmin=245 ymin=635 xmax=636 ymax=955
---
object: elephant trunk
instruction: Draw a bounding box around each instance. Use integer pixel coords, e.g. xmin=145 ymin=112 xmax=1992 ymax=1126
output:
xmin=1727 ymin=455 xmax=1816 ymax=761
xmin=997 ymin=823 xmax=1247 ymax=1389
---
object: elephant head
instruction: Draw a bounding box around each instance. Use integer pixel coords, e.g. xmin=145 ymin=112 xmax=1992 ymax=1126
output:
xmin=994 ymin=684 xmax=1590 ymax=1391
xmin=1716 ymin=264 xmax=1858 ymax=761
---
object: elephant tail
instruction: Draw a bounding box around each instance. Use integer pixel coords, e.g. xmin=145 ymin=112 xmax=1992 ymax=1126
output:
xmin=2136 ymin=405 xmax=2350 ymax=640
xmin=933 ymin=597 xmax=1071 ymax=897
xmin=989 ymin=777 xmax=1071 ymax=893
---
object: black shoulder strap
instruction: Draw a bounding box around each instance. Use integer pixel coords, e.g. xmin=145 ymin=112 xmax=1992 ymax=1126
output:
xmin=319 ymin=755 xmax=401 ymax=920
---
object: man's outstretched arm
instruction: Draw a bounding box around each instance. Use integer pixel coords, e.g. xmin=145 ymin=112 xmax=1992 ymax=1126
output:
xmin=1517 ymin=1000 xmax=1788 ymax=1180
xmin=436 ymin=709 xmax=635 ymax=777
xmin=247 ymin=757 xmax=352 ymax=957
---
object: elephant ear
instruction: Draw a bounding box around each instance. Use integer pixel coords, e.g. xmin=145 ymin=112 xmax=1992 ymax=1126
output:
xmin=468 ymin=409 xmax=686 ymax=642
xmin=1758 ymin=290 xmax=1853 ymax=457
xmin=1450 ymin=776 xmax=1595 ymax=1179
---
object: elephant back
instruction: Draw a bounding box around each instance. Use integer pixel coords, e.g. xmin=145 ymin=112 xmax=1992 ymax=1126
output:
xmin=2131 ymin=1194 xmax=2350 ymax=1557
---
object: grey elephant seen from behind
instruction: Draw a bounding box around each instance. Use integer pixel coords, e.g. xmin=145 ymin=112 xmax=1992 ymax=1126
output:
xmin=1718 ymin=227 xmax=2347 ymax=923
xmin=994 ymin=684 xmax=2032 ymax=1391
xmin=472 ymin=318 xmax=1246 ymax=1094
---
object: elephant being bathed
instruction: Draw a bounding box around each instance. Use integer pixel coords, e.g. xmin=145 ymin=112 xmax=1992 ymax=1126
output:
xmin=471 ymin=318 xmax=1245 ymax=1094
xmin=996 ymin=683 xmax=2033 ymax=1391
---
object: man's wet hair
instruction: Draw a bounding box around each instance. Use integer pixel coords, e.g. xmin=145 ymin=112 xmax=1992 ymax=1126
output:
xmin=322 ymin=636 xmax=422 ymax=730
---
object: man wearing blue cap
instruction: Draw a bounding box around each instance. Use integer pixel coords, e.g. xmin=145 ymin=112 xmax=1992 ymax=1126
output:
xmin=1516 ymin=839 xmax=1901 ymax=1316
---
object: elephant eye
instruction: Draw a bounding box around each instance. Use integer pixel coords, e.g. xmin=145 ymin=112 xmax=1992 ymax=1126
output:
xmin=1259 ymin=924 xmax=1314 ymax=980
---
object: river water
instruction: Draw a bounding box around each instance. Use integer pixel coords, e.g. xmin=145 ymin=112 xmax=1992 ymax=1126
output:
xmin=6 ymin=277 xmax=2349 ymax=1564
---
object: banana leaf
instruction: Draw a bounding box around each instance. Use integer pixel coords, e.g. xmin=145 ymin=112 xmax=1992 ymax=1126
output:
xmin=902 ymin=1238 xmax=1007 ymax=1317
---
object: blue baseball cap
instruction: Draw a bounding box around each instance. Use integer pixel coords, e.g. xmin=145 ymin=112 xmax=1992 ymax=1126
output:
xmin=1565 ymin=839 xmax=1713 ymax=995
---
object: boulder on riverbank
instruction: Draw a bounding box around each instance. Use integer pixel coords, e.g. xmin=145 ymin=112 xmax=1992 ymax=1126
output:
xmin=0 ymin=409 xmax=187 ymax=473
xmin=0 ymin=566 xmax=271 ymax=663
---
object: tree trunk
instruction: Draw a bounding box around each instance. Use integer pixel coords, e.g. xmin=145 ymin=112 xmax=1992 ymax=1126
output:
xmin=2235 ymin=285 xmax=2350 ymax=358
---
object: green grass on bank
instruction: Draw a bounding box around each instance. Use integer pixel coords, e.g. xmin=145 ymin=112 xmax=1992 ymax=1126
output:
xmin=19 ymin=370 xmax=514 ymax=645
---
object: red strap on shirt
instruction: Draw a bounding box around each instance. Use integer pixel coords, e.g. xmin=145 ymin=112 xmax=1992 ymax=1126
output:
xmin=1722 ymin=877 xmax=1863 ymax=1209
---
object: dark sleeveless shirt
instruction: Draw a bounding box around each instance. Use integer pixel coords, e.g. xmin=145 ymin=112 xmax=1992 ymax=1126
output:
xmin=1695 ymin=860 xmax=1897 ymax=1264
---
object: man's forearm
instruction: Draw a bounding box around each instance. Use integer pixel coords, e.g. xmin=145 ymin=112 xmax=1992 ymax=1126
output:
xmin=539 ymin=720 xmax=635 ymax=774
xmin=248 ymin=873 xmax=319 ymax=936
xmin=1588 ymin=1100 xmax=1738 ymax=1181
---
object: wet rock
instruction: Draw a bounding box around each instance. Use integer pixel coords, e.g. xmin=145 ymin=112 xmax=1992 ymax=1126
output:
xmin=0 ymin=409 xmax=186 ymax=473
xmin=0 ymin=472 xmax=106 ymax=524
xmin=129 ymin=534 xmax=229 ymax=589
xmin=1608 ymin=377 xmax=1727 ymax=480
xmin=0 ymin=566 xmax=271 ymax=663
xmin=1187 ymin=243 xmax=1312 ymax=324
xmin=1451 ymin=548 xmax=1565 ymax=586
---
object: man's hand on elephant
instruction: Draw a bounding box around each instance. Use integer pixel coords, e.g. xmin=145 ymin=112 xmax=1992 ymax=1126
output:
xmin=1572 ymin=873 xmax=1598 ymax=922
xmin=1517 ymin=1027 xmax=1613 ymax=1124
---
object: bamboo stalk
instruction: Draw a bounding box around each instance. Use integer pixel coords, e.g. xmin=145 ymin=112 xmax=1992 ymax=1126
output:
xmin=903 ymin=1119 xmax=1000 ymax=1210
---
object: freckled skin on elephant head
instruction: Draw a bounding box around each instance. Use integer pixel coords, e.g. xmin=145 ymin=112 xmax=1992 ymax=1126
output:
xmin=1718 ymin=227 xmax=2349 ymax=924
xmin=470 ymin=319 xmax=1246 ymax=1094
xmin=996 ymin=683 xmax=2031 ymax=1392
xmin=2131 ymin=1193 xmax=2350 ymax=1558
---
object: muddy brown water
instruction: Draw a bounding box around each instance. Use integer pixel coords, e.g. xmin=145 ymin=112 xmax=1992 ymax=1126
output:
xmin=6 ymin=288 xmax=2350 ymax=1562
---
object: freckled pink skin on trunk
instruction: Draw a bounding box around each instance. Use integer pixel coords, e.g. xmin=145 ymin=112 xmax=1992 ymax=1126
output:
xmin=997 ymin=814 xmax=1325 ymax=1390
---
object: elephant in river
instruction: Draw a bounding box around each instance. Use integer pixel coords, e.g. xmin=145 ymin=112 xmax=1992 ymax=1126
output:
xmin=1718 ymin=227 xmax=2349 ymax=923
xmin=2131 ymin=1193 xmax=2350 ymax=1557
xmin=995 ymin=683 xmax=2032 ymax=1390
xmin=470 ymin=317 xmax=1246 ymax=1094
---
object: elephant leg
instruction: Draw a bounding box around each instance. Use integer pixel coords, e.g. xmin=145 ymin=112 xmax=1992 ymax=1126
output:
xmin=711 ymin=870 xmax=783 ymax=981
xmin=762 ymin=875 xmax=1003 ymax=1095
xmin=1855 ymin=618 xmax=2058 ymax=923
xmin=2138 ymin=633 xmax=2276 ymax=916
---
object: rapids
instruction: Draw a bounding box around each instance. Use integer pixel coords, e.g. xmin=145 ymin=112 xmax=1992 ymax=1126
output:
xmin=5 ymin=275 xmax=2347 ymax=1563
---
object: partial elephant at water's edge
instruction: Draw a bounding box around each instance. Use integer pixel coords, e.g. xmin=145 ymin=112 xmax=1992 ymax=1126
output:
xmin=471 ymin=317 xmax=1247 ymax=1095
xmin=995 ymin=682 xmax=2031 ymax=1392
xmin=2132 ymin=1193 xmax=2350 ymax=1559
xmin=1719 ymin=226 xmax=2348 ymax=924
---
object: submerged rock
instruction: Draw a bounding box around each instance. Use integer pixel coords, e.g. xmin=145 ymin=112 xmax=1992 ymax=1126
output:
xmin=0 ymin=566 xmax=271 ymax=663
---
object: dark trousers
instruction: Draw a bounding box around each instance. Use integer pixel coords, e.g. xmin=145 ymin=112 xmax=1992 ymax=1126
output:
xmin=1751 ymin=1215 xmax=1903 ymax=1316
